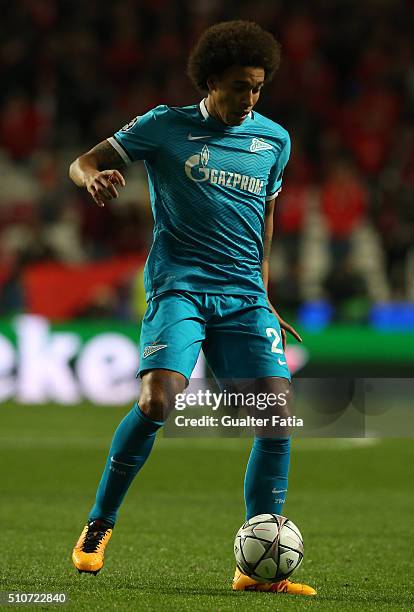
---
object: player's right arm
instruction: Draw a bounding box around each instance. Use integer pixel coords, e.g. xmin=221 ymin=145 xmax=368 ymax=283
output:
xmin=70 ymin=106 xmax=168 ymax=206
xmin=69 ymin=140 xmax=126 ymax=208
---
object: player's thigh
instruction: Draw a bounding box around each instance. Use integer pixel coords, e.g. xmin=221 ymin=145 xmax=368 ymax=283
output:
xmin=222 ymin=375 xmax=292 ymax=437
xmin=203 ymin=295 xmax=291 ymax=381
xmin=139 ymin=369 xmax=187 ymax=421
xmin=138 ymin=290 xmax=205 ymax=384
xmin=232 ymin=376 xmax=292 ymax=417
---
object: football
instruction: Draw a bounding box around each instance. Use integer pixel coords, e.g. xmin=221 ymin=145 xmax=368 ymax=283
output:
xmin=234 ymin=513 xmax=304 ymax=582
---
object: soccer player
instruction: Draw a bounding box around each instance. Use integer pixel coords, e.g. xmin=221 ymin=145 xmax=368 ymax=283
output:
xmin=69 ymin=21 xmax=316 ymax=596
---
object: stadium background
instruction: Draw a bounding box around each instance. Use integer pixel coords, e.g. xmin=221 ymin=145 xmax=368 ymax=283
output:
xmin=1 ymin=2 xmax=413 ymax=611
xmin=1 ymin=0 xmax=414 ymax=390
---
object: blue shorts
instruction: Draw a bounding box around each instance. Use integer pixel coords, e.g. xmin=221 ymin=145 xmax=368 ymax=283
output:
xmin=138 ymin=291 xmax=291 ymax=382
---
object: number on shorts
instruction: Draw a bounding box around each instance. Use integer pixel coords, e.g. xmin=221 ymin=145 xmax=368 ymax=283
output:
xmin=266 ymin=327 xmax=284 ymax=354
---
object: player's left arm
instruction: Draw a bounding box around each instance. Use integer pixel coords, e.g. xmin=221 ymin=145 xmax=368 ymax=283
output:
xmin=262 ymin=197 xmax=302 ymax=350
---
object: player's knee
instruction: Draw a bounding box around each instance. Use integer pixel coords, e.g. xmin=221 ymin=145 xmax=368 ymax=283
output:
xmin=139 ymin=391 xmax=170 ymax=421
xmin=139 ymin=370 xmax=186 ymax=421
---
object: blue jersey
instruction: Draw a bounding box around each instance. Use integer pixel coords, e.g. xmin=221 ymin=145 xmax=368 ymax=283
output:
xmin=108 ymin=100 xmax=290 ymax=300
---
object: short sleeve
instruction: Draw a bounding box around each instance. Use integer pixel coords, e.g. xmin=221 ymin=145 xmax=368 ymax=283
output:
xmin=266 ymin=135 xmax=291 ymax=201
xmin=107 ymin=105 xmax=170 ymax=164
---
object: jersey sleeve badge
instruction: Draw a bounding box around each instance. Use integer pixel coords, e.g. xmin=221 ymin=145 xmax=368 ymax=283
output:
xmin=120 ymin=116 xmax=141 ymax=132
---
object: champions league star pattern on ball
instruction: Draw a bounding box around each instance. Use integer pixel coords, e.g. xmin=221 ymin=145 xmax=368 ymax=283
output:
xmin=108 ymin=99 xmax=290 ymax=300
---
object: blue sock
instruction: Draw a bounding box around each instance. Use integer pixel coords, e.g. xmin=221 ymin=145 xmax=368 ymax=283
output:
xmin=244 ymin=437 xmax=291 ymax=520
xmin=89 ymin=403 xmax=163 ymax=525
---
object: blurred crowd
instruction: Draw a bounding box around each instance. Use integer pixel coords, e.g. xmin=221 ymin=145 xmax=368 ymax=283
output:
xmin=1 ymin=0 xmax=414 ymax=319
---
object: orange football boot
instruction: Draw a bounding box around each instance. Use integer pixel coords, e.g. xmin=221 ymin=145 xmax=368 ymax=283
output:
xmin=72 ymin=519 xmax=113 ymax=575
xmin=232 ymin=567 xmax=317 ymax=595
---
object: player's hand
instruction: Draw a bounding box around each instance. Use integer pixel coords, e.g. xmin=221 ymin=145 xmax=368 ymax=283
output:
xmin=86 ymin=170 xmax=126 ymax=208
xmin=268 ymin=302 xmax=302 ymax=351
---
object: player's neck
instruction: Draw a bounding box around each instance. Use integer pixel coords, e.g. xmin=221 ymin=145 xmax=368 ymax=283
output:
xmin=204 ymin=96 xmax=226 ymax=125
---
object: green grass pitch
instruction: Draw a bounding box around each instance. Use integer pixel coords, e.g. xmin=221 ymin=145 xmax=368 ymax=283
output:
xmin=0 ymin=403 xmax=413 ymax=611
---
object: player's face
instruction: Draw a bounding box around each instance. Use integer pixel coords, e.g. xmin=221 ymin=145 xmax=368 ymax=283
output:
xmin=207 ymin=66 xmax=265 ymax=126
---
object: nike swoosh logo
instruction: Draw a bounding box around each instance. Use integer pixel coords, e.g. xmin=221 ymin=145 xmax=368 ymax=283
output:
xmin=188 ymin=134 xmax=212 ymax=140
xmin=111 ymin=457 xmax=136 ymax=467
xmin=272 ymin=489 xmax=287 ymax=494
xmin=278 ymin=358 xmax=287 ymax=365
